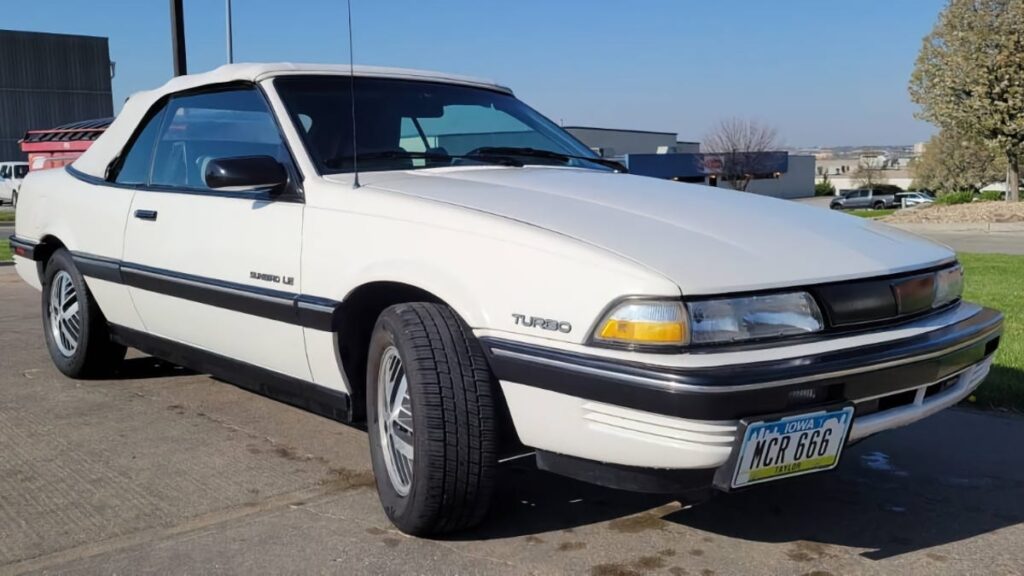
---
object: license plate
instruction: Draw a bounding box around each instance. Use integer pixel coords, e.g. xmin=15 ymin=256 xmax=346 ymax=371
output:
xmin=730 ymin=406 xmax=854 ymax=489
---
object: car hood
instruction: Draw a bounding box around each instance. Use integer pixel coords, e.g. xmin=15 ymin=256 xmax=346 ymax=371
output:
xmin=359 ymin=167 xmax=955 ymax=294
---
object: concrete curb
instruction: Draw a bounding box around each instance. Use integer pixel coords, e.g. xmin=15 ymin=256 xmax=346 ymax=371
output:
xmin=889 ymin=222 xmax=1024 ymax=233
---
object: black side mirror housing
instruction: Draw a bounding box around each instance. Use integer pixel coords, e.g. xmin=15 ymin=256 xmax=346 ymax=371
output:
xmin=204 ymin=155 xmax=288 ymax=193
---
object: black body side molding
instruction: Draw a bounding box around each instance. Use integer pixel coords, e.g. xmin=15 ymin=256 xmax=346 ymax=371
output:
xmin=68 ymin=253 xmax=343 ymax=331
xmin=9 ymin=238 xmax=344 ymax=332
xmin=109 ymin=324 xmax=353 ymax=422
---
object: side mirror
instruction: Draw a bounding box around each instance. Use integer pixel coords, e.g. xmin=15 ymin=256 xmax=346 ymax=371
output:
xmin=203 ymin=155 xmax=288 ymax=193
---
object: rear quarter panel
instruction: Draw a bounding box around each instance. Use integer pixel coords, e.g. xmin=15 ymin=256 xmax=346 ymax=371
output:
xmin=15 ymin=167 xmax=142 ymax=329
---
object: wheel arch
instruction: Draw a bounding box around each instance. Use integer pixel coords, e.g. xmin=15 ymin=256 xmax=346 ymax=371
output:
xmin=333 ymin=280 xmax=520 ymax=454
xmin=32 ymin=234 xmax=68 ymax=282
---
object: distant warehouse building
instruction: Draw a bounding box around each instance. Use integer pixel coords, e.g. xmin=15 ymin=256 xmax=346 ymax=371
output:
xmin=564 ymin=126 xmax=700 ymax=157
xmin=565 ymin=125 xmax=814 ymax=199
xmin=0 ymin=30 xmax=113 ymax=160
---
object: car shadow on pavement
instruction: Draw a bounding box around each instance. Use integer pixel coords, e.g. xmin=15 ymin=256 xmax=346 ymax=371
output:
xmin=449 ymin=434 xmax=1021 ymax=561
xmin=664 ymin=439 xmax=1023 ymax=560
xmin=443 ymin=458 xmax=675 ymax=541
xmin=112 ymin=357 xmax=198 ymax=380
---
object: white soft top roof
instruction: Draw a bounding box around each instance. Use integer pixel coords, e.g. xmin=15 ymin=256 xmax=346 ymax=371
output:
xmin=73 ymin=62 xmax=511 ymax=178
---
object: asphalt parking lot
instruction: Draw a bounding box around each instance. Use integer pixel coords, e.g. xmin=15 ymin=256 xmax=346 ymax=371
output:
xmin=1 ymin=267 xmax=1023 ymax=575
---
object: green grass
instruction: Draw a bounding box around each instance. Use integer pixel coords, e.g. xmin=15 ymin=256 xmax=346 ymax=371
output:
xmin=959 ymin=253 xmax=1024 ymax=412
xmin=0 ymin=211 xmax=13 ymax=222
xmin=847 ymin=208 xmax=897 ymax=219
xmin=0 ymin=238 xmax=9 ymax=262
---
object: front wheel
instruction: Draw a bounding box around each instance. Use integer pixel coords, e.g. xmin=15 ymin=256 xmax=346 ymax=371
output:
xmin=872 ymin=201 xmax=885 ymax=210
xmin=366 ymin=302 xmax=498 ymax=535
xmin=41 ymin=249 xmax=126 ymax=378
xmin=830 ymin=202 xmax=842 ymax=210
xmin=10 ymin=190 xmax=17 ymax=208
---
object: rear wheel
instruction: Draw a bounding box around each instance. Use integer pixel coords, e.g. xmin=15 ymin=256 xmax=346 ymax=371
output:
xmin=366 ymin=302 xmax=498 ymax=535
xmin=41 ymin=249 xmax=126 ymax=378
xmin=872 ymin=201 xmax=885 ymax=210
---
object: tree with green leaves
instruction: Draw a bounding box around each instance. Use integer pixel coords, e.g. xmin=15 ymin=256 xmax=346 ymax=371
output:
xmin=909 ymin=0 xmax=1024 ymax=202
xmin=911 ymin=129 xmax=1006 ymax=192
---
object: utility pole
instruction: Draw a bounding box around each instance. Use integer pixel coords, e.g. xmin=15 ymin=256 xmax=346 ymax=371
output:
xmin=169 ymin=0 xmax=187 ymax=76
xmin=226 ymin=0 xmax=234 ymax=64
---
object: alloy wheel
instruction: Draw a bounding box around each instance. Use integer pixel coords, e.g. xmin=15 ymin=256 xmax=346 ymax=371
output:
xmin=48 ymin=270 xmax=81 ymax=357
xmin=377 ymin=345 xmax=414 ymax=495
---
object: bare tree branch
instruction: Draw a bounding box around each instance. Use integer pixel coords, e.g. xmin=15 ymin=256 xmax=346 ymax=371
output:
xmin=702 ymin=118 xmax=781 ymax=192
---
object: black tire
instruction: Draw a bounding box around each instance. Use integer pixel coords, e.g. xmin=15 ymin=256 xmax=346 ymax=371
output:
xmin=11 ymin=190 xmax=17 ymax=208
xmin=366 ymin=302 xmax=498 ymax=535
xmin=830 ymin=202 xmax=842 ymax=210
xmin=872 ymin=201 xmax=885 ymax=210
xmin=41 ymin=249 xmax=126 ymax=378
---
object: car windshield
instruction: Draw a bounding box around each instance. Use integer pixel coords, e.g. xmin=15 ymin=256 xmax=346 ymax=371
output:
xmin=274 ymin=75 xmax=607 ymax=174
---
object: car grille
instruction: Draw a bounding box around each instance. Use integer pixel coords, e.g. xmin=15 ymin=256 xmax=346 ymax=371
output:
xmin=811 ymin=264 xmax=957 ymax=331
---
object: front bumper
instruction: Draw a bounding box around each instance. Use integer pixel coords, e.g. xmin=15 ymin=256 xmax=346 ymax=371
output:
xmin=481 ymin=303 xmax=1003 ymax=488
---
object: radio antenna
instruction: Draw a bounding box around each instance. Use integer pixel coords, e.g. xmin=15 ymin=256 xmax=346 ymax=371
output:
xmin=346 ymin=0 xmax=360 ymax=188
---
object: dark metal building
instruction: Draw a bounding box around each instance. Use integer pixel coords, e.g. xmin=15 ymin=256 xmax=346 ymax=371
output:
xmin=0 ymin=30 xmax=113 ymax=160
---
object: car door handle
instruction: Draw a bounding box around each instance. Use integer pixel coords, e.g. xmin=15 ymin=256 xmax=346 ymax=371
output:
xmin=134 ymin=209 xmax=158 ymax=221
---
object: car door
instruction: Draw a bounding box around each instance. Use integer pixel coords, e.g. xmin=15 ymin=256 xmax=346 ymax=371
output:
xmin=120 ymin=86 xmax=311 ymax=380
xmin=848 ymin=190 xmax=868 ymax=208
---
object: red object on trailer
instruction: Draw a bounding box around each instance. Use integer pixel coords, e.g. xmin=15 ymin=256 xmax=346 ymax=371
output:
xmin=19 ymin=118 xmax=112 ymax=171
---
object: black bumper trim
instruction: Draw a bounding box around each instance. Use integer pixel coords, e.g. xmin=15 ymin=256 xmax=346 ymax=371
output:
xmin=535 ymin=450 xmax=716 ymax=496
xmin=8 ymin=235 xmax=41 ymax=261
xmin=481 ymin=305 xmax=1003 ymax=421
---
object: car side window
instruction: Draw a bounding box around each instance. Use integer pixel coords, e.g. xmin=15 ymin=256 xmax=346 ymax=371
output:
xmin=149 ymin=88 xmax=290 ymax=191
xmin=0 ymin=165 xmax=9 ymax=179
xmin=115 ymin=106 xmax=167 ymax=185
xmin=14 ymin=165 xmax=27 ymax=179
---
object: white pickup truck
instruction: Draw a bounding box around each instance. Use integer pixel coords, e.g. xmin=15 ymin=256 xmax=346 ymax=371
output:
xmin=0 ymin=161 xmax=29 ymax=206
xmin=9 ymin=63 xmax=1003 ymax=535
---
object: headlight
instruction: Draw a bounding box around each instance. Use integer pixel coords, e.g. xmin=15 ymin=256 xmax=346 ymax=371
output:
xmin=934 ymin=264 xmax=964 ymax=308
xmin=688 ymin=292 xmax=824 ymax=345
xmin=593 ymin=300 xmax=688 ymax=347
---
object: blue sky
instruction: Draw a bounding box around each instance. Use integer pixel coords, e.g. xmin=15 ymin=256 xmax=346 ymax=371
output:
xmin=6 ymin=0 xmax=947 ymax=147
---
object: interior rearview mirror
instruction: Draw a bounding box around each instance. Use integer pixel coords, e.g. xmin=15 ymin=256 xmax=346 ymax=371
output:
xmin=203 ymin=155 xmax=288 ymax=193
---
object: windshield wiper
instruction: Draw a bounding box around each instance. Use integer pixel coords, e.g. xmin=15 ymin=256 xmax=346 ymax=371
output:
xmin=352 ymin=150 xmax=523 ymax=167
xmin=467 ymin=147 xmax=627 ymax=172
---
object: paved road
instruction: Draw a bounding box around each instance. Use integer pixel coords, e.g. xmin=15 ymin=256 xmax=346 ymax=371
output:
xmin=792 ymin=198 xmax=1024 ymax=255
xmin=918 ymin=231 xmax=1024 ymax=255
xmin=1 ymin=267 xmax=1023 ymax=575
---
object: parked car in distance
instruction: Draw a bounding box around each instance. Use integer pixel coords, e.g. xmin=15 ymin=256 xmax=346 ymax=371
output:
xmin=830 ymin=188 xmax=900 ymax=210
xmin=9 ymin=64 xmax=1003 ymax=536
xmin=898 ymin=191 xmax=935 ymax=207
xmin=0 ymin=161 xmax=29 ymax=206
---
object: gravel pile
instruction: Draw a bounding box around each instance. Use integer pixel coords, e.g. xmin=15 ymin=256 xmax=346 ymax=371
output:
xmin=882 ymin=202 xmax=1024 ymax=224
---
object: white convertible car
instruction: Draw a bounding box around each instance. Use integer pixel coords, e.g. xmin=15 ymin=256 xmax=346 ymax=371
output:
xmin=9 ymin=64 xmax=1003 ymax=535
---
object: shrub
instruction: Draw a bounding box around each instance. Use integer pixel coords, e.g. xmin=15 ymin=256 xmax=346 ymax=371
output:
xmin=936 ymin=190 xmax=974 ymax=205
xmin=979 ymin=190 xmax=1005 ymax=202
xmin=815 ymin=180 xmax=836 ymax=196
